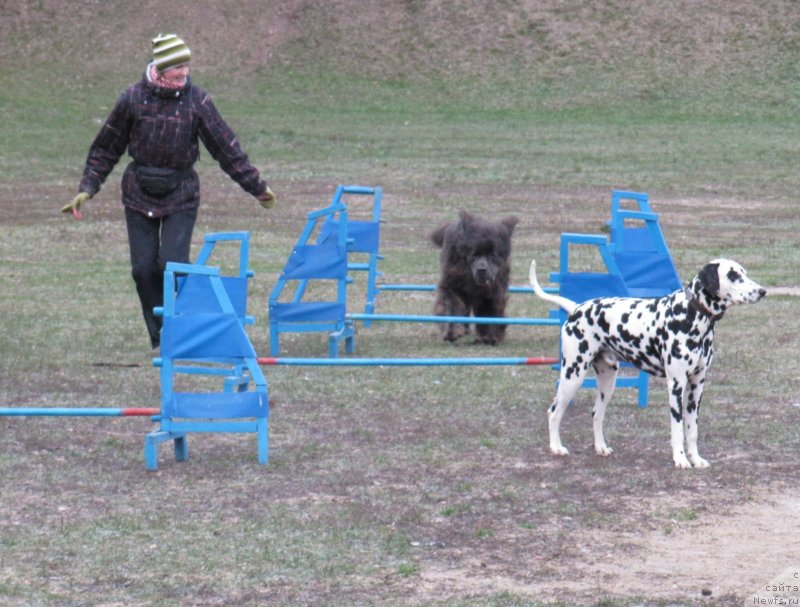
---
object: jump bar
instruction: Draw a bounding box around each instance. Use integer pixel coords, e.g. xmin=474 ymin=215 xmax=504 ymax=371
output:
xmin=258 ymin=357 xmax=558 ymax=367
xmin=378 ymin=284 xmax=557 ymax=294
xmin=0 ymin=407 xmax=160 ymax=417
xmin=346 ymin=313 xmax=560 ymax=326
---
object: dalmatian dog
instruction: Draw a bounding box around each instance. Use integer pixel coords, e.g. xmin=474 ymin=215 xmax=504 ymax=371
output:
xmin=529 ymin=258 xmax=766 ymax=468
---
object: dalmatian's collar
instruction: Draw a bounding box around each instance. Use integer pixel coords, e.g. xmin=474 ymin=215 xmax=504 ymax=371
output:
xmin=684 ymin=286 xmax=721 ymax=320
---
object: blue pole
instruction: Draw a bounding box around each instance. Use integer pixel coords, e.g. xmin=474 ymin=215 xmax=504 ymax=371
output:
xmin=378 ymin=284 xmax=436 ymax=291
xmin=0 ymin=407 xmax=160 ymax=417
xmin=346 ymin=313 xmax=560 ymax=326
xmin=377 ymin=284 xmax=557 ymax=294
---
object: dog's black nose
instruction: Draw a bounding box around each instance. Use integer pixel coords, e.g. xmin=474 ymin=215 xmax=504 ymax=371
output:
xmin=758 ymin=288 xmax=767 ymax=299
xmin=475 ymin=268 xmax=489 ymax=284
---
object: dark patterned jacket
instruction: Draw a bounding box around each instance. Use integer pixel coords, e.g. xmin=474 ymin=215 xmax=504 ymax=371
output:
xmin=79 ymin=72 xmax=267 ymax=218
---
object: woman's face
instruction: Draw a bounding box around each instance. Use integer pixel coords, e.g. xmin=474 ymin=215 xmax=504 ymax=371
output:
xmin=161 ymin=63 xmax=190 ymax=87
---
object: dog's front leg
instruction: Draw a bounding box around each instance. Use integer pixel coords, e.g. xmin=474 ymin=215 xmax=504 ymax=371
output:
xmin=434 ymin=290 xmax=467 ymax=342
xmin=668 ymin=375 xmax=693 ymax=468
xmin=684 ymin=371 xmax=710 ymax=468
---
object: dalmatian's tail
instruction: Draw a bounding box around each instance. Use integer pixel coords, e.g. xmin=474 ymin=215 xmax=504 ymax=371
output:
xmin=528 ymin=259 xmax=578 ymax=313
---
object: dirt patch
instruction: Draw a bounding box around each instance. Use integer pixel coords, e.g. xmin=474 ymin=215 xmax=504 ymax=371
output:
xmin=411 ymin=489 xmax=800 ymax=604
xmin=566 ymin=490 xmax=800 ymax=602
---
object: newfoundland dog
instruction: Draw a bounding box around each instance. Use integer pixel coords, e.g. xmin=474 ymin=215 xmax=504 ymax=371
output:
xmin=430 ymin=210 xmax=519 ymax=345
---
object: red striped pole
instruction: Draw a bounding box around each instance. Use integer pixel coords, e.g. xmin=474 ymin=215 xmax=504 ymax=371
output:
xmin=0 ymin=407 xmax=160 ymax=417
xmin=257 ymin=356 xmax=557 ymax=367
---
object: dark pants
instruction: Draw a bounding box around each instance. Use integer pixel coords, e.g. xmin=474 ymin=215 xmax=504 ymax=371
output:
xmin=125 ymin=207 xmax=197 ymax=348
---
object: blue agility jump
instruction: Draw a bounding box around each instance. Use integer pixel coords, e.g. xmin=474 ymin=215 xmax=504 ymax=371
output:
xmin=267 ymin=185 xmax=560 ymax=357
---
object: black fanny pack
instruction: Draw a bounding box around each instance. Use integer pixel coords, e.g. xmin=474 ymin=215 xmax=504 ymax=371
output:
xmin=134 ymin=165 xmax=192 ymax=198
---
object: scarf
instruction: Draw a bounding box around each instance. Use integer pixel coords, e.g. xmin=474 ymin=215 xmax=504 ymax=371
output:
xmin=147 ymin=62 xmax=186 ymax=90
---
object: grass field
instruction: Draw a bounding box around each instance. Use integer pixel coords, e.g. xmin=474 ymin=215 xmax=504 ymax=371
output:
xmin=2 ymin=2 xmax=800 ymax=606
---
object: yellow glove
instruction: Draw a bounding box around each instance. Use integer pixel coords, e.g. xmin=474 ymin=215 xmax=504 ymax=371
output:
xmin=61 ymin=192 xmax=92 ymax=219
xmin=257 ymin=187 xmax=277 ymax=210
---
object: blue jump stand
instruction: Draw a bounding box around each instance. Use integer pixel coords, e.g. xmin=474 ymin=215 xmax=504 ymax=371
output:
xmin=549 ymin=190 xmax=682 ymax=408
xmin=145 ymin=232 xmax=269 ymax=470
xmin=268 ymin=185 xmax=382 ymax=357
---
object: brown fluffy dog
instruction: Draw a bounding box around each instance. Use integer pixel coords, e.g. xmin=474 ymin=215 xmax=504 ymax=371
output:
xmin=430 ymin=210 xmax=519 ymax=345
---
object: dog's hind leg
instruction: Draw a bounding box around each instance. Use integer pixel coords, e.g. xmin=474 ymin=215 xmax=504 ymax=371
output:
xmin=548 ymin=370 xmax=586 ymax=457
xmin=591 ymin=355 xmax=619 ymax=456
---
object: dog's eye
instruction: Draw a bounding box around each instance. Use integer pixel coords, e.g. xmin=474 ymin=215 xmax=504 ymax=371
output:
xmin=727 ymin=269 xmax=743 ymax=283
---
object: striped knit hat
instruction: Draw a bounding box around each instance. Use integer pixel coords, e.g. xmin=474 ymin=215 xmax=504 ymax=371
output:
xmin=152 ymin=33 xmax=191 ymax=72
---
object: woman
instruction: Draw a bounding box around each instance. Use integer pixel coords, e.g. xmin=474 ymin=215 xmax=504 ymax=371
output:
xmin=62 ymin=34 xmax=276 ymax=349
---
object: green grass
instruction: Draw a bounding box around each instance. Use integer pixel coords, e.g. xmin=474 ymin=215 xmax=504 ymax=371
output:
xmin=231 ymin=68 xmax=800 ymax=199
xmin=3 ymin=64 xmax=800 ymax=200
xmin=2 ymin=4 xmax=800 ymax=606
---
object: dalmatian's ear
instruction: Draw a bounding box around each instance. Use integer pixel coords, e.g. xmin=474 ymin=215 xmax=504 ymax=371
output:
xmin=697 ymin=262 xmax=721 ymax=295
